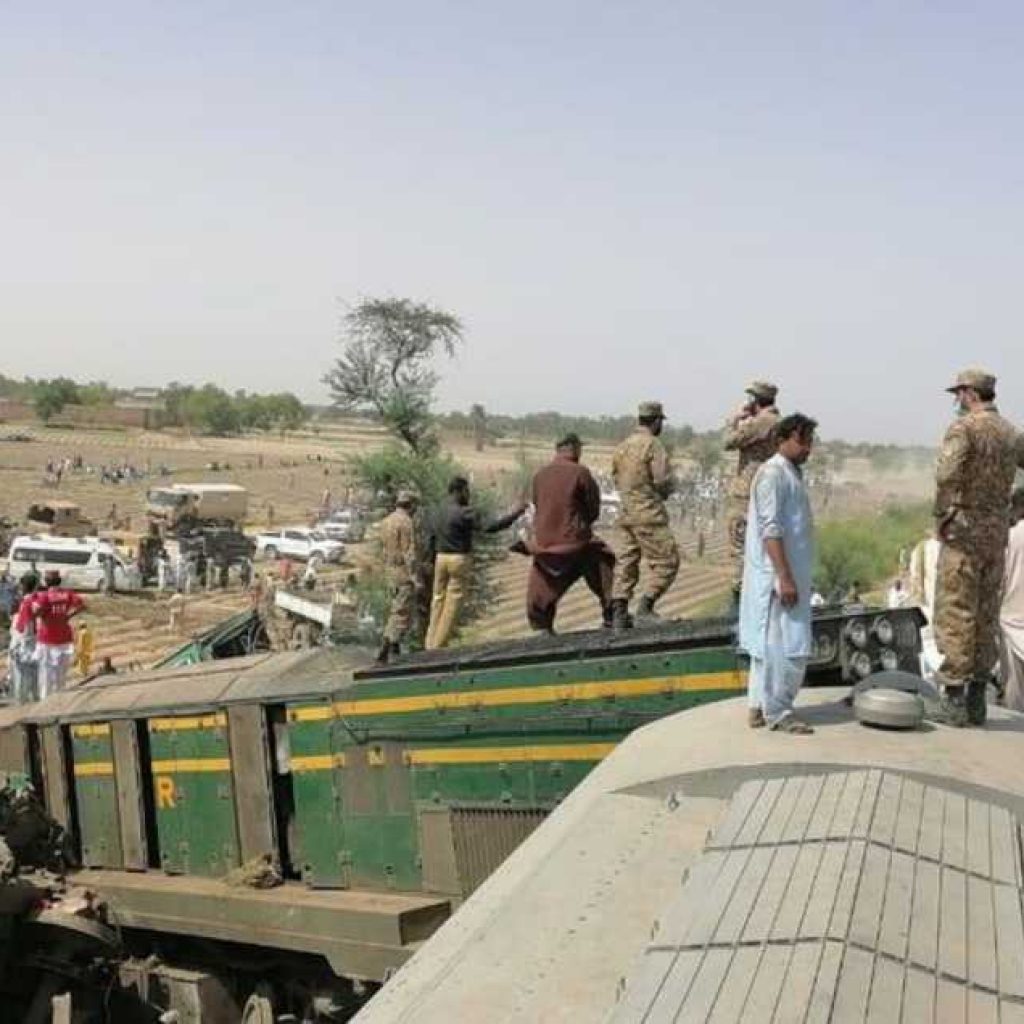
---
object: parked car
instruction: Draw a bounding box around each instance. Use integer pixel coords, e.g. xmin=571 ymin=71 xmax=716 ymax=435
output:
xmin=315 ymin=507 xmax=366 ymax=543
xmin=7 ymin=534 xmax=142 ymax=592
xmin=254 ymin=528 xmax=344 ymax=564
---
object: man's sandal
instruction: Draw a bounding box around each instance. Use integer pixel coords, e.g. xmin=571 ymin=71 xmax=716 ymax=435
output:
xmin=748 ymin=708 xmax=766 ymax=729
xmin=771 ymin=715 xmax=814 ymax=734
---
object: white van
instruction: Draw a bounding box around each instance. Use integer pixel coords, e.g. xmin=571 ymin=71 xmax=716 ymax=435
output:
xmin=6 ymin=535 xmax=141 ymax=593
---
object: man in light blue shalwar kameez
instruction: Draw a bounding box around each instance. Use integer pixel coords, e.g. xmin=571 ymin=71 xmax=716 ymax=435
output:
xmin=739 ymin=414 xmax=817 ymax=733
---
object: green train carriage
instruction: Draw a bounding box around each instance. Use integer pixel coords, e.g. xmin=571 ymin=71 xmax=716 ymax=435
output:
xmin=0 ymin=607 xmax=922 ymax=1020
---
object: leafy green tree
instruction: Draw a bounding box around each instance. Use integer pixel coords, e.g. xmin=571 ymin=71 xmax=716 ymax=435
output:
xmin=265 ymin=392 xmax=308 ymax=433
xmin=77 ymin=381 xmax=117 ymax=406
xmin=235 ymin=393 xmax=273 ymax=432
xmin=323 ymin=297 xmax=463 ymax=455
xmin=163 ymin=382 xmax=195 ymax=426
xmin=813 ymin=502 xmax=930 ymax=599
xmin=33 ymin=378 xmax=79 ymax=422
xmin=180 ymin=384 xmax=240 ymax=435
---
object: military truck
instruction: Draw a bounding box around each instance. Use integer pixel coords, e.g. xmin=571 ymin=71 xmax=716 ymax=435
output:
xmin=25 ymin=500 xmax=95 ymax=538
xmin=145 ymin=483 xmax=253 ymax=574
xmin=145 ymin=482 xmax=248 ymax=534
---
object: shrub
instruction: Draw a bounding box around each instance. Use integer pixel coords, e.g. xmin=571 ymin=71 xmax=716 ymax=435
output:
xmin=813 ymin=502 xmax=931 ymax=599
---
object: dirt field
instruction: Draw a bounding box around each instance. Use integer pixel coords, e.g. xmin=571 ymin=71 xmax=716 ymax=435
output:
xmin=0 ymin=420 xmax=931 ymax=674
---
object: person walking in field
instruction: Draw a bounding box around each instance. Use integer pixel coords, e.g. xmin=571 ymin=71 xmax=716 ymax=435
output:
xmin=74 ymin=621 xmax=95 ymax=678
xmin=157 ymin=550 xmax=170 ymax=592
xmin=167 ymin=592 xmax=185 ymax=634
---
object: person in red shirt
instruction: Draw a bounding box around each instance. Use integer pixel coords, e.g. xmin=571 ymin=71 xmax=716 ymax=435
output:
xmin=521 ymin=434 xmax=615 ymax=633
xmin=29 ymin=571 xmax=85 ymax=700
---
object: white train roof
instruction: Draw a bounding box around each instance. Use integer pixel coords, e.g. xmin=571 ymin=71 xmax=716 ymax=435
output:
xmin=355 ymin=691 xmax=1024 ymax=1023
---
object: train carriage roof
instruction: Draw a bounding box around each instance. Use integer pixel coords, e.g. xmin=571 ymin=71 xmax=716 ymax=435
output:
xmin=7 ymin=646 xmax=373 ymax=725
xmin=2 ymin=604 xmax=923 ymax=725
xmin=353 ymin=691 xmax=1024 ymax=1024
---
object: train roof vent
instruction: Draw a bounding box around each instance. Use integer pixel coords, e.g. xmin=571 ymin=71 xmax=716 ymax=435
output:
xmin=611 ymin=769 xmax=1024 ymax=1022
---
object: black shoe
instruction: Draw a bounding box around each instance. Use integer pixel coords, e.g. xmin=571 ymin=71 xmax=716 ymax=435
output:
xmin=372 ymin=638 xmax=395 ymax=663
xmin=635 ymin=595 xmax=662 ymax=624
xmin=966 ymin=680 xmax=988 ymax=727
xmin=601 ymin=605 xmax=614 ymax=629
xmin=610 ymin=598 xmax=633 ymax=630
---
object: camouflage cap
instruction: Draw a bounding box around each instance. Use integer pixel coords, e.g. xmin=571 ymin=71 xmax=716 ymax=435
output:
xmin=395 ymin=489 xmax=419 ymax=505
xmin=946 ymin=368 xmax=996 ymax=393
xmin=745 ymin=380 xmax=778 ymax=402
xmin=638 ymin=400 xmax=666 ymax=419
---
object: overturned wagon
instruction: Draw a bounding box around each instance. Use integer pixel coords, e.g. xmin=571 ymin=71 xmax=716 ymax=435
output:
xmin=0 ymin=605 xmax=922 ymax=1020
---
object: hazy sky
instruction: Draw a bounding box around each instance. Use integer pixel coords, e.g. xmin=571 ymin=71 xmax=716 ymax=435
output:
xmin=3 ymin=3 xmax=1022 ymax=442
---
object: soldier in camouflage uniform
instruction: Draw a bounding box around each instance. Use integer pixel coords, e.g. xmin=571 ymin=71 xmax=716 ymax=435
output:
xmin=609 ymin=401 xmax=680 ymax=628
xmin=376 ymin=490 xmax=420 ymax=664
xmin=724 ymin=381 xmax=781 ymax=601
xmin=933 ymin=369 xmax=1024 ymax=726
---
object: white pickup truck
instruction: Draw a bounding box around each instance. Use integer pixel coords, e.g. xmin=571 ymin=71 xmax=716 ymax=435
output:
xmin=254 ymin=528 xmax=344 ymax=564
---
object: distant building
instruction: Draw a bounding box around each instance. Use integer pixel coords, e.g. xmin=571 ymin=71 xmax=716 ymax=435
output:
xmin=115 ymin=387 xmax=166 ymax=411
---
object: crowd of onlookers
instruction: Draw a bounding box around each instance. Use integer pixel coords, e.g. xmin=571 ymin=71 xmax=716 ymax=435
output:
xmin=41 ymin=453 xmax=173 ymax=488
xmin=2 ymin=569 xmax=115 ymax=704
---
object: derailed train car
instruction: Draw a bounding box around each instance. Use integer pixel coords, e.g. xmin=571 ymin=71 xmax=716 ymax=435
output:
xmin=0 ymin=606 xmax=922 ymax=1021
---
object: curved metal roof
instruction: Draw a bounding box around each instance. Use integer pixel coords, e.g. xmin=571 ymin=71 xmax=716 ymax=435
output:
xmin=7 ymin=646 xmax=371 ymax=724
xmin=353 ymin=691 xmax=1024 ymax=1024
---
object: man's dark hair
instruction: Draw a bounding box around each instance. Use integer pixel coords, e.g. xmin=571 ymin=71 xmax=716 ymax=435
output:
xmin=19 ymin=572 xmax=39 ymax=594
xmin=638 ymin=414 xmax=660 ymax=428
xmin=447 ymin=476 xmax=470 ymax=495
xmin=753 ymin=395 xmax=774 ymax=409
xmin=976 ymin=385 xmax=996 ymax=402
xmin=774 ymin=413 xmax=818 ymax=445
xmin=44 ymin=570 xmax=62 ymax=587
xmin=555 ymin=432 xmax=581 ymax=450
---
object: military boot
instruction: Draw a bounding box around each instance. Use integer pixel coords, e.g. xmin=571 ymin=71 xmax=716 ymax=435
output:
xmin=635 ymin=595 xmax=662 ymax=625
xmin=932 ymin=685 xmax=969 ymax=728
xmin=966 ymin=679 xmax=988 ymax=727
xmin=610 ymin=599 xmax=633 ymax=630
xmin=375 ymin=640 xmax=400 ymax=665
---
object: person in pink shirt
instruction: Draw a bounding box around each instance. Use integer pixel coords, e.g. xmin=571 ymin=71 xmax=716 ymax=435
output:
xmin=28 ymin=571 xmax=85 ymax=700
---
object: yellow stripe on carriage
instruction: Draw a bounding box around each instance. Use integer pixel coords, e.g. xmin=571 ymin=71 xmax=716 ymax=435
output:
xmin=288 ymin=670 xmax=743 ymax=722
xmin=405 ymin=742 xmax=618 ymax=766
